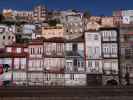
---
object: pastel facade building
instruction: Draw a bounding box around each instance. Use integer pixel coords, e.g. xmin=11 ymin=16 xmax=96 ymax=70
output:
xmin=101 ymin=17 xmax=116 ymax=27
xmin=64 ymin=35 xmax=86 ymax=86
xmin=43 ymin=38 xmax=65 ymax=86
xmin=6 ymin=44 xmax=28 ymax=85
xmin=2 ymin=9 xmax=13 ymax=18
xmin=28 ymin=38 xmax=44 ymax=85
xmin=41 ymin=25 xmax=64 ymax=39
xmin=85 ymin=31 xmax=102 ymax=85
xmin=64 ymin=14 xmax=84 ymax=39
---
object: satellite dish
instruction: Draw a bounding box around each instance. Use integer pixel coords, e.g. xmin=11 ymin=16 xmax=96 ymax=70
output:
xmin=123 ymin=16 xmax=130 ymax=24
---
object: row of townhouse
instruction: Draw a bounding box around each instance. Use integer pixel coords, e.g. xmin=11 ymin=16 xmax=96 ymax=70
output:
xmin=0 ymin=26 xmax=120 ymax=86
xmin=0 ymin=37 xmax=86 ymax=86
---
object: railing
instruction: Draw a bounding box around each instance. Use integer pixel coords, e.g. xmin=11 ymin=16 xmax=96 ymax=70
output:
xmin=1 ymin=78 xmax=87 ymax=87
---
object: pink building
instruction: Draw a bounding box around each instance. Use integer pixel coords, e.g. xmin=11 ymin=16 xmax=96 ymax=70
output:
xmin=43 ymin=37 xmax=65 ymax=86
xmin=28 ymin=38 xmax=44 ymax=86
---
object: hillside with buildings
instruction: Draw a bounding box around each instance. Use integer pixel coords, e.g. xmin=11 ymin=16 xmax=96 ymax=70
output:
xmin=0 ymin=5 xmax=133 ymax=87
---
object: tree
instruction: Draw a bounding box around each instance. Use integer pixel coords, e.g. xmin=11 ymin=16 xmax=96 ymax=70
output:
xmin=48 ymin=19 xmax=60 ymax=26
xmin=0 ymin=13 xmax=4 ymax=22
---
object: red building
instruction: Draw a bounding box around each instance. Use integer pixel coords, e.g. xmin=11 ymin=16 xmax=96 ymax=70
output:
xmin=5 ymin=43 xmax=28 ymax=85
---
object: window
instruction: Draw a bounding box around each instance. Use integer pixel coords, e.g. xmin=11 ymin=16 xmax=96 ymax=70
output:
xmin=31 ymin=48 xmax=32 ymax=54
xmin=21 ymin=58 xmax=26 ymax=69
xmin=31 ymin=48 xmax=35 ymax=54
xmin=94 ymin=34 xmax=99 ymax=40
xmin=104 ymin=62 xmax=111 ymax=75
xmin=57 ymin=43 xmax=62 ymax=53
xmin=87 ymin=47 xmax=93 ymax=59
xmin=111 ymin=44 xmax=117 ymax=56
xmin=102 ymin=30 xmax=117 ymax=41
xmin=95 ymin=61 xmax=99 ymax=68
xmin=24 ymin=48 xmax=28 ymax=52
xmin=16 ymin=48 xmax=21 ymax=53
xmin=88 ymin=61 xmax=93 ymax=68
xmin=28 ymin=60 xmax=32 ymax=70
xmin=94 ymin=47 xmax=99 ymax=54
xmin=66 ymin=60 xmax=73 ymax=71
xmin=70 ymin=74 xmax=74 ymax=80
xmin=39 ymin=60 xmax=42 ymax=68
xmin=8 ymin=36 xmax=11 ymax=39
xmin=14 ymin=58 xmax=20 ymax=69
xmin=125 ymin=48 xmax=133 ymax=59
xmin=78 ymin=61 xmax=84 ymax=68
xmin=37 ymin=48 xmax=42 ymax=54
xmin=6 ymin=47 xmax=12 ymax=52
xmin=87 ymin=34 xmax=93 ymax=40
xmin=111 ymin=62 xmax=118 ymax=74
xmin=66 ymin=43 xmax=72 ymax=51
xmin=73 ymin=59 xmax=77 ymax=66
xmin=3 ymin=36 xmax=5 ymax=40
xmin=111 ymin=31 xmax=117 ymax=41
xmin=72 ymin=43 xmax=77 ymax=52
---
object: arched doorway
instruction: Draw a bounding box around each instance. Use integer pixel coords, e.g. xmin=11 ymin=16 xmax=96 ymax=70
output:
xmin=106 ymin=79 xmax=118 ymax=86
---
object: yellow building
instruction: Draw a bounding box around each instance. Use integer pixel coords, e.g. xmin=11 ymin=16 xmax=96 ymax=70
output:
xmin=41 ymin=24 xmax=64 ymax=39
xmin=2 ymin=9 xmax=13 ymax=18
xmin=101 ymin=17 xmax=116 ymax=27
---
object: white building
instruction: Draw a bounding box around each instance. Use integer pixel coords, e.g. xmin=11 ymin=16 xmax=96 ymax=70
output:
xmin=100 ymin=28 xmax=119 ymax=85
xmin=85 ymin=31 xmax=102 ymax=74
xmin=84 ymin=30 xmax=103 ymax=85
xmin=65 ymin=36 xmax=85 ymax=73
xmin=64 ymin=14 xmax=84 ymax=39
xmin=22 ymin=24 xmax=36 ymax=39
xmin=59 ymin=10 xmax=82 ymax=24
xmin=0 ymin=32 xmax=15 ymax=48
